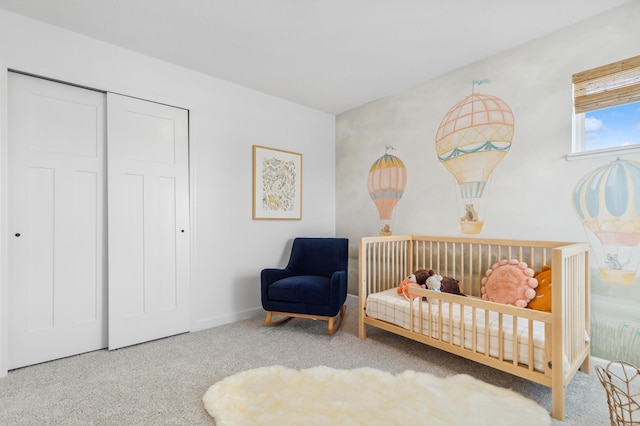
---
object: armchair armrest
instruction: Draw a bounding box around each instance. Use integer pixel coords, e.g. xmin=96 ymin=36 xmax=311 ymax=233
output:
xmin=261 ymin=268 xmax=294 ymax=302
xmin=328 ymin=270 xmax=348 ymax=310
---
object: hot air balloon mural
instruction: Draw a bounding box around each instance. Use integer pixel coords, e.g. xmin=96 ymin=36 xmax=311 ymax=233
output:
xmin=435 ymin=80 xmax=514 ymax=234
xmin=368 ymin=146 xmax=407 ymax=235
xmin=573 ymin=157 xmax=640 ymax=285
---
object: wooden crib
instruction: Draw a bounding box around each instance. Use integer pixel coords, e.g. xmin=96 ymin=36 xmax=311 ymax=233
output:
xmin=358 ymin=235 xmax=591 ymax=421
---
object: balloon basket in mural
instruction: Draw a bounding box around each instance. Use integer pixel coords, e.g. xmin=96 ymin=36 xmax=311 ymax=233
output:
xmin=453 ymin=181 xmax=488 ymax=235
xmin=378 ymin=220 xmax=393 ymax=236
xmin=584 ymin=229 xmax=640 ymax=285
xmin=581 ymin=226 xmax=640 ymax=285
xmin=599 ymin=268 xmax=637 ymax=286
xmin=459 ymin=220 xmax=484 ymax=235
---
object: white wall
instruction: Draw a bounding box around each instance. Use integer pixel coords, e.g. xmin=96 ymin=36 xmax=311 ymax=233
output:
xmin=0 ymin=10 xmax=336 ymax=376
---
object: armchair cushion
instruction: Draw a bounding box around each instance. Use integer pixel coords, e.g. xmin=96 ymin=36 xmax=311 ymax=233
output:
xmin=267 ymin=276 xmax=331 ymax=306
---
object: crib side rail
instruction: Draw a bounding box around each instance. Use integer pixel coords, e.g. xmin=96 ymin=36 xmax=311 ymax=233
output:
xmin=407 ymin=286 xmax=553 ymax=383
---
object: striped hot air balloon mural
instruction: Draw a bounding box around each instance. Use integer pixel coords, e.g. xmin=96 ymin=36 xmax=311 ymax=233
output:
xmin=368 ymin=146 xmax=406 ymax=235
xmin=435 ymin=80 xmax=514 ymax=234
xmin=573 ymin=157 xmax=640 ymax=284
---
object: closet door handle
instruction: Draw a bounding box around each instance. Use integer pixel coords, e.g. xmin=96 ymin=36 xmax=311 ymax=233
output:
xmin=15 ymin=232 xmax=21 ymax=237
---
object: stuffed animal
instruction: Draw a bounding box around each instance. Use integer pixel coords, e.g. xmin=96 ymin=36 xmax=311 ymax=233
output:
xmin=440 ymin=275 xmax=466 ymax=296
xmin=481 ymin=259 xmax=538 ymax=308
xmin=399 ymin=269 xmax=465 ymax=298
xmin=396 ymin=269 xmax=433 ymax=292
xmin=425 ymin=274 xmax=442 ymax=291
xmin=397 ymin=275 xmax=425 ymax=300
xmin=412 ymin=269 xmax=432 ymax=285
xmin=421 ymin=269 xmax=466 ymax=296
xmin=528 ymin=266 xmax=552 ymax=312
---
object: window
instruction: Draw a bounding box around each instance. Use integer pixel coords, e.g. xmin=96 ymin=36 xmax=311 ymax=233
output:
xmin=571 ymin=55 xmax=640 ymax=157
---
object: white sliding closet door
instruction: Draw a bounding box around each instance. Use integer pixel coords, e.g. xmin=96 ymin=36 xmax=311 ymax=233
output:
xmin=107 ymin=93 xmax=190 ymax=350
xmin=7 ymin=72 xmax=107 ymax=369
xmin=7 ymin=74 xmax=191 ymax=369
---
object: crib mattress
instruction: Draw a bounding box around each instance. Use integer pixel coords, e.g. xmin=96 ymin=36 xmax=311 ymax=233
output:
xmin=365 ymin=288 xmax=546 ymax=372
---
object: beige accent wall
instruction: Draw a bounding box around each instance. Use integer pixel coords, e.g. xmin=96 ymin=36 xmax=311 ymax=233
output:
xmin=336 ymin=2 xmax=640 ymax=363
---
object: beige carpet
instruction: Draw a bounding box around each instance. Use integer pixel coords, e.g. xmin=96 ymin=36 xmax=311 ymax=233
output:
xmin=203 ymin=365 xmax=551 ymax=426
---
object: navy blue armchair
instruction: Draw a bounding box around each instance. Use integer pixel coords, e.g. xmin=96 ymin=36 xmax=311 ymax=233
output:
xmin=261 ymin=237 xmax=349 ymax=334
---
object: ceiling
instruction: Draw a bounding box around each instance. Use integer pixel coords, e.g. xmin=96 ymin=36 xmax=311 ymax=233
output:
xmin=0 ymin=0 xmax=631 ymax=114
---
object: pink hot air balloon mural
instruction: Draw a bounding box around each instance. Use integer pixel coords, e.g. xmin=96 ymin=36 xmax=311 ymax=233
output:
xmin=435 ymin=80 xmax=514 ymax=234
xmin=573 ymin=158 xmax=640 ymax=284
xmin=368 ymin=146 xmax=407 ymax=235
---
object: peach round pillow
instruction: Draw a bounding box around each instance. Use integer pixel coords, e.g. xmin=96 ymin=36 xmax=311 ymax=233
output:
xmin=481 ymin=259 xmax=538 ymax=308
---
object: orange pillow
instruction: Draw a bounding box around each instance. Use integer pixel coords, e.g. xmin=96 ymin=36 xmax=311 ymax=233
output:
xmin=528 ymin=266 xmax=552 ymax=312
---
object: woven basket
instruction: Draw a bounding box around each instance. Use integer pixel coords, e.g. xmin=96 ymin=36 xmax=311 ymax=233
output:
xmin=596 ymin=360 xmax=640 ymax=425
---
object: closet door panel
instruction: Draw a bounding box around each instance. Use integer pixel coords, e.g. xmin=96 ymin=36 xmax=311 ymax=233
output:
xmin=74 ymin=170 xmax=101 ymax=323
xmin=107 ymin=93 xmax=190 ymax=350
xmin=7 ymin=73 xmax=107 ymax=369
xmin=158 ymin=176 xmax=178 ymax=310
xmin=119 ymin=173 xmax=146 ymax=316
xmin=27 ymin=167 xmax=55 ymax=330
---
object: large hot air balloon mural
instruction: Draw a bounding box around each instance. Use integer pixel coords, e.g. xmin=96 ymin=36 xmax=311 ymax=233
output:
xmin=368 ymin=146 xmax=407 ymax=235
xmin=435 ymin=80 xmax=514 ymax=234
xmin=573 ymin=158 xmax=640 ymax=285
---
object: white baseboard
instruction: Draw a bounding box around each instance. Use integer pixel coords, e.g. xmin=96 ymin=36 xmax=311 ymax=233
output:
xmin=192 ymin=307 xmax=264 ymax=332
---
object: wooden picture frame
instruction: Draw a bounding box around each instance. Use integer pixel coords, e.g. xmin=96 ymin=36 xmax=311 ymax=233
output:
xmin=252 ymin=145 xmax=302 ymax=220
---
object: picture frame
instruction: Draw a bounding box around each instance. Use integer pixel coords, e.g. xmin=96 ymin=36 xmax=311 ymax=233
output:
xmin=252 ymin=145 xmax=302 ymax=220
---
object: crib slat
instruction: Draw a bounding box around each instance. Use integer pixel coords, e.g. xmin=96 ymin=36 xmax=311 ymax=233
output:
xmin=436 ymin=299 xmax=442 ymax=341
xmin=459 ymin=303 xmax=464 ymax=349
xmin=529 ymin=318 xmax=535 ymax=372
xmin=498 ymin=313 xmax=504 ymax=362
xmin=484 ymin=310 xmax=490 ymax=357
xmin=511 ymin=315 xmax=520 ymax=366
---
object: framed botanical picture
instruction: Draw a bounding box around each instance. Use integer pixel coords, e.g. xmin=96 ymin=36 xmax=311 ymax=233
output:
xmin=252 ymin=145 xmax=302 ymax=220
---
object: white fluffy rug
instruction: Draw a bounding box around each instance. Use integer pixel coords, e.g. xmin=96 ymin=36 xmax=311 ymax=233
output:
xmin=203 ymin=365 xmax=550 ymax=426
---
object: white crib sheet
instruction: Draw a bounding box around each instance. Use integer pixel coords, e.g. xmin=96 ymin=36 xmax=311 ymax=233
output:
xmin=365 ymin=288 xmax=546 ymax=372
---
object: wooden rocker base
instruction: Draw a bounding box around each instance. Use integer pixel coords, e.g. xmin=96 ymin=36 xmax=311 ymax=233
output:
xmin=263 ymin=305 xmax=346 ymax=334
